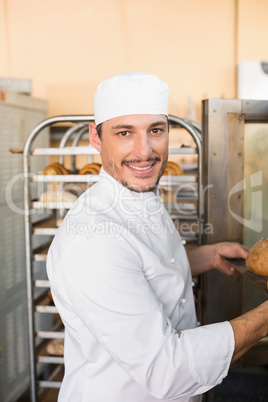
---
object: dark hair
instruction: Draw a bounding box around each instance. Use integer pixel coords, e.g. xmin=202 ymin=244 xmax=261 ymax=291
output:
xmin=96 ymin=123 xmax=102 ymax=139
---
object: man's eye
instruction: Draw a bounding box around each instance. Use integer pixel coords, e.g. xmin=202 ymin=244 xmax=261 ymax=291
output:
xmin=151 ymin=128 xmax=162 ymax=134
xmin=118 ymin=131 xmax=129 ymax=137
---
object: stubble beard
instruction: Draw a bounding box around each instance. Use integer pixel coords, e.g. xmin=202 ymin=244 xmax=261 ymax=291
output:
xmin=106 ymin=156 xmax=168 ymax=193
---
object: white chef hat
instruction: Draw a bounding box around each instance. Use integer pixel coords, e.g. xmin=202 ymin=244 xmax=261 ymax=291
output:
xmin=94 ymin=72 xmax=169 ymax=125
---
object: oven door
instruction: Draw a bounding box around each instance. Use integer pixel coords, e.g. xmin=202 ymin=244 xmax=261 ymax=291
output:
xmin=201 ymin=98 xmax=268 ymax=367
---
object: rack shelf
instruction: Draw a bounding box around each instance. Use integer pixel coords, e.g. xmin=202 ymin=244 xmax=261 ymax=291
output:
xmin=32 ymin=173 xmax=196 ymax=183
xmin=32 ymin=145 xmax=197 ymax=156
xmin=33 ymin=217 xmax=58 ymax=235
xmin=33 ymin=242 xmax=51 ymax=261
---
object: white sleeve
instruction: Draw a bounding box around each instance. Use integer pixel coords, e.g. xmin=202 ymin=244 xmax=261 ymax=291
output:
xmin=57 ymin=226 xmax=234 ymax=400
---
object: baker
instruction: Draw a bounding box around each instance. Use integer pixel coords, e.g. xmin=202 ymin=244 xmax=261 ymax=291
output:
xmin=47 ymin=72 xmax=268 ymax=402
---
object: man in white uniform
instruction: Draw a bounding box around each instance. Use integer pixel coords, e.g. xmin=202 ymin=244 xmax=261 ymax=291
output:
xmin=47 ymin=72 xmax=268 ymax=402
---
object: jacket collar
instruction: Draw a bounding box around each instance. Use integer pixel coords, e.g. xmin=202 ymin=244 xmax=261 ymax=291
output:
xmin=98 ymin=167 xmax=163 ymax=215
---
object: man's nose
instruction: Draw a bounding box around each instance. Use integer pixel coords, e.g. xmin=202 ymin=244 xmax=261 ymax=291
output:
xmin=135 ymin=133 xmax=152 ymax=159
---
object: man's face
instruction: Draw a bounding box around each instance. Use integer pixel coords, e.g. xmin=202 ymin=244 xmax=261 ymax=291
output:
xmin=93 ymin=114 xmax=169 ymax=193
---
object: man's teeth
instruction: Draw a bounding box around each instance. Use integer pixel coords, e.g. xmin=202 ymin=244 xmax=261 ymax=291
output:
xmin=128 ymin=164 xmax=153 ymax=171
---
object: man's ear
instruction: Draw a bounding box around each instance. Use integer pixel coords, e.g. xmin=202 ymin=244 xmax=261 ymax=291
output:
xmin=89 ymin=123 xmax=101 ymax=153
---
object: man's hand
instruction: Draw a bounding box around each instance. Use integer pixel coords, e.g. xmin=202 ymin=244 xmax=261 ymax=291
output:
xmin=230 ymin=300 xmax=268 ymax=362
xmin=187 ymin=242 xmax=249 ymax=277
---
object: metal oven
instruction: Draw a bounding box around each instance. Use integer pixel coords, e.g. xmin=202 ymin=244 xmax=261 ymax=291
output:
xmin=201 ymin=99 xmax=268 ymax=368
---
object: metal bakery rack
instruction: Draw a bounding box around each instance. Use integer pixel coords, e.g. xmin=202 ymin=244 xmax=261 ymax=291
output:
xmin=23 ymin=115 xmax=203 ymax=401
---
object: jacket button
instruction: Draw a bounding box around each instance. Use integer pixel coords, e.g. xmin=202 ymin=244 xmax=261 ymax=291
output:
xmin=170 ymin=257 xmax=176 ymax=264
xmin=181 ymin=298 xmax=187 ymax=304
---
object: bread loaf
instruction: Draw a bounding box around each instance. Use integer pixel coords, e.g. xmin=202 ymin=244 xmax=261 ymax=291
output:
xmin=47 ymin=339 xmax=64 ymax=356
xmin=39 ymin=190 xmax=78 ymax=204
xmin=159 ymin=188 xmax=176 ymax=204
xmin=246 ymin=238 xmax=268 ymax=277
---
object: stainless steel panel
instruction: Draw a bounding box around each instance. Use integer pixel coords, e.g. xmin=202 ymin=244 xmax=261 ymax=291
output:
xmin=0 ymin=291 xmax=29 ymax=402
xmin=0 ymin=93 xmax=48 ymax=401
xmin=202 ymin=99 xmax=244 ymax=244
xmin=0 ymin=93 xmax=48 ymax=206
xmin=243 ymin=123 xmax=268 ymax=247
xmin=201 ymin=99 xmax=268 ymax=371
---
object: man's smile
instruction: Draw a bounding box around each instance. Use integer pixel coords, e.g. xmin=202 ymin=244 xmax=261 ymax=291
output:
xmin=128 ymin=164 xmax=154 ymax=171
xmin=123 ymin=159 xmax=160 ymax=176
xmin=124 ymin=163 xmax=156 ymax=176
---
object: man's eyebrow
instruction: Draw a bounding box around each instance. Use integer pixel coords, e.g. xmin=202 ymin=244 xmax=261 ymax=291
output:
xmin=111 ymin=121 xmax=167 ymax=130
xmin=111 ymin=124 xmax=135 ymax=130
xmin=148 ymin=121 xmax=167 ymax=128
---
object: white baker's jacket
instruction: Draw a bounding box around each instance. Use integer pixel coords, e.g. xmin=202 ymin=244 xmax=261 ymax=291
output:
xmin=47 ymin=168 xmax=234 ymax=402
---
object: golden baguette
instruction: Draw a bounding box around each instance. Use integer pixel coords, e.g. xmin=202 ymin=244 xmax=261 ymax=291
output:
xmin=43 ymin=162 xmax=69 ymax=175
xmin=163 ymin=161 xmax=183 ymax=176
xmin=79 ymin=163 xmax=102 ymax=175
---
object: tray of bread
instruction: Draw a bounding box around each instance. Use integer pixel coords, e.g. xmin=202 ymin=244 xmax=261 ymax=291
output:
xmin=227 ymin=238 xmax=268 ymax=298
